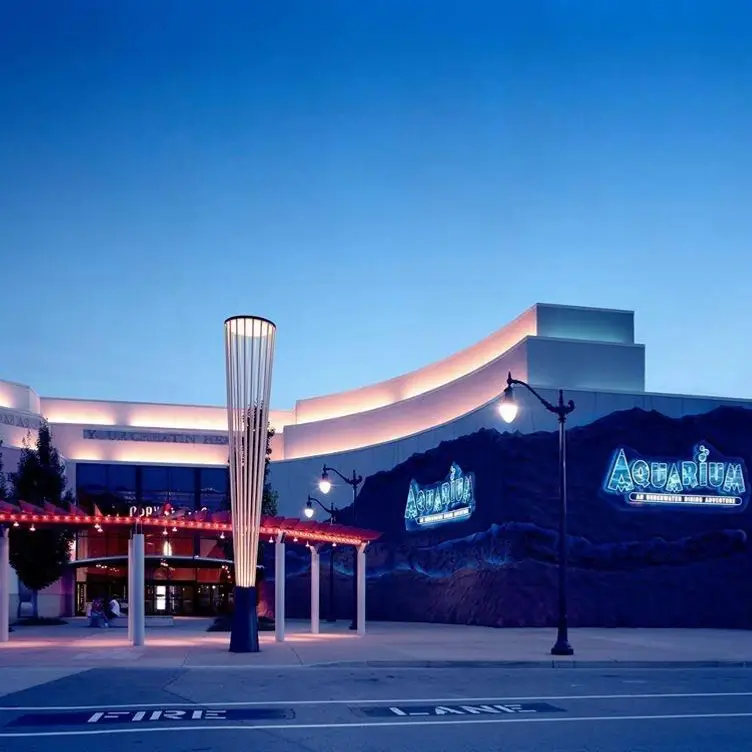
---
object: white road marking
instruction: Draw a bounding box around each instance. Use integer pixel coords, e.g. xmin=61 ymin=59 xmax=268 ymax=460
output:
xmin=2 ymin=711 xmax=752 ymax=738
xmin=2 ymin=690 xmax=752 ymax=712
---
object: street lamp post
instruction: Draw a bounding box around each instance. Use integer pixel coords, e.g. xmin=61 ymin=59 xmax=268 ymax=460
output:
xmin=498 ymin=371 xmax=575 ymax=656
xmin=304 ymin=495 xmax=338 ymax=622
xmin=318 ymin=465 xmax=363 ymax=630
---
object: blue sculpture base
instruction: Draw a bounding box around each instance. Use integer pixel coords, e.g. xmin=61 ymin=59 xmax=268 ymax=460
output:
xmin=229 ymin=586 xmax=259 ymax=653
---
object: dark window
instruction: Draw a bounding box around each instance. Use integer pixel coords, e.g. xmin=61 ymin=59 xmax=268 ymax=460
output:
xmin=76 ymin=463 xmax=222 ymax=513
xmin=77 ymin=463 xmax=136 ymax=514
xmin=169 ymin=466 xmax=196 ymax=508
xmin=77 ymin=463 xmax=107 ymax=491
xmin=200 ymin=467 xmax=228 ymax=511
xmin=141 ymin=466 xmax=169 ymax=504
xmin=169 ymin=467 xmax=194 ymax=492
xmin=107 ymin=465 xmax=137 ymax=500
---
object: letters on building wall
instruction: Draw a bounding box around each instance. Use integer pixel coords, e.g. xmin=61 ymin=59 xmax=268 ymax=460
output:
xmin=602 ymin=442 xmax=748 ymax=510
xmin=83 ymin=428 xmax=228 ymax=445
xmin=0 ymin=409 xmax=42 ymax=431
xmin=404 ymin=462 xmax=476 ymax=532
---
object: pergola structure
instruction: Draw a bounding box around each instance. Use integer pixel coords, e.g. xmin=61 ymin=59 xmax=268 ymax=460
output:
xmin=0 ymin=501 xmax=381 ymax=646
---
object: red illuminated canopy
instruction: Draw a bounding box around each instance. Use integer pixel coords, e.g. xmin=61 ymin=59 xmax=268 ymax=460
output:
xmin=0 ymin=501 xmax=380 ymax=547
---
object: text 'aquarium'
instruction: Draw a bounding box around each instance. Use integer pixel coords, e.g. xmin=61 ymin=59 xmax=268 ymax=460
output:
xmin=603 ymin=442 xmax=748 ymax=510
xmin=404 ymin=463 xmax=476 ymax=532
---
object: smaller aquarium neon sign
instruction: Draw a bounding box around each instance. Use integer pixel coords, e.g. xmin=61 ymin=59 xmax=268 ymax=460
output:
xmin=603 ymin=443 xmax=747 ymax=509
xmin=404 ymin=463 xmax=476 ymax=531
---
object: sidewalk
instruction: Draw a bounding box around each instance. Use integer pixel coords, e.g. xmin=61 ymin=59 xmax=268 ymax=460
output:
xmin=2 ymin=618 xmax=752 ymax=670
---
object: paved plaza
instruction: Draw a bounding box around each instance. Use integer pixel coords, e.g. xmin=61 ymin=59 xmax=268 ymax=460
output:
xmin=3 ymin=618 xmax=752 ymax=676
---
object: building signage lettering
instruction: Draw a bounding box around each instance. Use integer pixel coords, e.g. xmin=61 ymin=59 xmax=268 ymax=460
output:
xmin=404 ymin=462 xmax=476 ymax=531
xmin=83 ymin=428 xmax=228 ymax=445
xmin=0 ymin=409 xmax=42 ymax=430
xmin=128 ymin=505 xmax=163 ymax=518
xmin=603 ymin=442 xmax=748 ymax=509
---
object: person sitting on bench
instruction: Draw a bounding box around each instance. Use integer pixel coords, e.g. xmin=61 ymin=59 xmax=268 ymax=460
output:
xmin=107 ymin=597 xmax=122 ymax=622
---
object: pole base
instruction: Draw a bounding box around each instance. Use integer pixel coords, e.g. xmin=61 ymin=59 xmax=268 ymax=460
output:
xmin=551 ymin=638 xmax=574 ymax=656
xmin=229 ymin=586 xmax=260 ymax=653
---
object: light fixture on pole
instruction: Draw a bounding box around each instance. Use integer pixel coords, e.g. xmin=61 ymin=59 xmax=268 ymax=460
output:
xmin=498 ymin=381 xmax=519 ymax=423
xmin=317 ymin=464 xmax=363 ymax=630
xmin=303 ymin=494 xmax=337 ymax=524
xmin=498 ymin=371 xmax=575 ymax=656
xmin=303 ymin=494 xmax=338 ymax=622
xmin=318 ymin=470 xmax=332 ymax=495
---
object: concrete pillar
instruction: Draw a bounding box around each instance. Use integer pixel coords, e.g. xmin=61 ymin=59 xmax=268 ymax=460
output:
xmin=131 ymin=532 xmax=145 ymax=647
xmin=275 ymin=534 xmax=285 ymax=642
xmin=310 ymin=545 xmax=320 ymax=635
xmin=356 ymin=543 xmax=366 ymax=636
xmin=0 ymin=527 xmax=9 ymax=643
xmin=127 ymin=537 xmax=133 ymax=642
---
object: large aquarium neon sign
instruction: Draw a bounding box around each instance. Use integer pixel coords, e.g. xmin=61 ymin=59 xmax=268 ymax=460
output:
xmin=404 ymin=463 xmax=476 ymax=531
xmin=603 ymin=442 xmax=748 ymax=509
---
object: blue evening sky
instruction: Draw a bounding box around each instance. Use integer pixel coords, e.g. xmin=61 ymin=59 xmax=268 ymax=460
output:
xmin=1 ymin=1 xmax=750 ymax=409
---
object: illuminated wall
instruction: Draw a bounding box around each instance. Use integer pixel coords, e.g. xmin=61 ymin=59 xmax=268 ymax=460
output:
xmin=0 ymin=303 xmax=646 ymax=467
xmin=0 ymin=301 xmax=725 ymax=526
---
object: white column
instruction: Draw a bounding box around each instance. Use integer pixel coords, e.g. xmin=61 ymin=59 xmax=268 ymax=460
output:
xmin=310 ymin=545 xmax=320 ymax=635
xmin=131 ymin=532 xmax=145 ymax=647
xmin=274 ymin=533 xmax=285 ymax=642
xmin=0 ymin=527 xmax=9 ymax=643
xmin=127 ymin=537 xmax=133 ymax=642
xmin=356 ymin=544 xmax=366 ymax=636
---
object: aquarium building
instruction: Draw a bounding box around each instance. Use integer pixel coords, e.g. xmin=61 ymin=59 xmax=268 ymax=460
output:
xmin=2 ymin=303 xmax=751 ymax=626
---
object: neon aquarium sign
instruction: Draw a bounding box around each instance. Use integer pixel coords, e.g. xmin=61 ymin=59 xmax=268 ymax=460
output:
xmin=404 ymin=463 xmax=476 ymax=532
xmin=603 ymin=443 xmax=748 ymax=510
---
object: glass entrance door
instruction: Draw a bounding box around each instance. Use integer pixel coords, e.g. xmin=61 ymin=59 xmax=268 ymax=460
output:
xmin=145 ymin=583 xmax=196 ymax=615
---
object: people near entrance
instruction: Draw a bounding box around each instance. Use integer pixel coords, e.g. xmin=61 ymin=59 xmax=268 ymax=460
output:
xmin=86 ymin=596 xmax=122 ymax=628
xmin=87 ymin=597 xmax=109 ymax=628
xmin=108 ymin=597 xmax=122 ymax=620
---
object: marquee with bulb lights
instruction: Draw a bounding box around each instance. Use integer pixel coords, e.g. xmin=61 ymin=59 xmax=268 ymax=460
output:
xmin=0 ymin=500 xmax=380 ymax=547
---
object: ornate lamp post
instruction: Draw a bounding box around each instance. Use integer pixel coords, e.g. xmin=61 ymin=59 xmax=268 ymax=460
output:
xmin=318 ymin=465 xmax=363 ymax=630
xmin=498 ymin=371 xmax=575 ymax=656
xmin=224 ymin=315 xmax=277 ymax=653
xmin=304 ymin=495 xmax=338 ymax=622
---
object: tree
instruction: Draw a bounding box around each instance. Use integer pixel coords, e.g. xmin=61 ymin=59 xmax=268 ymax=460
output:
xmin=219 ymin=421 xmax=277 ymax=567
xmin=9 ymin=422 xmax=75 ymax=618
xmin=220 ymin=421 xmax=278 ymax=516
xmin=261 ymin=425 xmax=278 ymax=517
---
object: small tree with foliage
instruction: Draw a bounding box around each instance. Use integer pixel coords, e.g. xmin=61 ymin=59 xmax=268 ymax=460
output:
xmin=9 ymin=422 xmax=74 ymax=619
xmin=220 ymin=422 xmax=278 ymax=516
xmin=261 ymin=425 xmax=278 ymax=518
xmin=219 ymin=421 xmax=277 ymax=570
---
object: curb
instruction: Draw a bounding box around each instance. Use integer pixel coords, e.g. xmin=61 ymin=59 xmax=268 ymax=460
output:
xmin=309 ymin=659 xmax=752 ymax=669
xmin=2 ymin=660 xmax=752 ymax=672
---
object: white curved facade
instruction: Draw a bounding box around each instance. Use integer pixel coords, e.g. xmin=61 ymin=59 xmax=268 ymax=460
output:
xmin=2 ymin=302 xmax=747 ymax=518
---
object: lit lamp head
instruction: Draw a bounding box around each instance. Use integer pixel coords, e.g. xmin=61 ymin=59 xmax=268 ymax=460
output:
xmin=304 ymin=499 xmax=315 ymax=519
xmin=498 ymin=381 xmax=519 ymax=424
xmin=318 ymin=467 xmax=332 ymax=495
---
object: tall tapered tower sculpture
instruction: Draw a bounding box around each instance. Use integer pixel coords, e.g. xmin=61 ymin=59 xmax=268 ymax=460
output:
xmin=224 ymin=315 xmax=277 ymax=653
